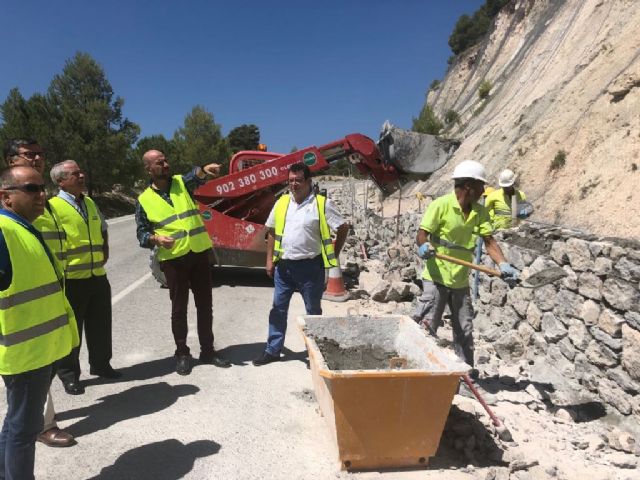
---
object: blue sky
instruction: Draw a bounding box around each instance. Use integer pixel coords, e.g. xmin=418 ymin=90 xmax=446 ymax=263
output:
xmin=0 ymin=1 xmax=483 ymax=153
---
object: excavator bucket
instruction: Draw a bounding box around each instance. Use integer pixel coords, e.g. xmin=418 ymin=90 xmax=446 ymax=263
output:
xmin=378 ymin=121 xmax=459 ymax=176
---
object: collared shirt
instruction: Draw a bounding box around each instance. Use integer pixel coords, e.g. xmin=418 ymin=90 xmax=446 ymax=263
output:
xmin=420 ymin=192 xmax=493 ymax=289
xmin=0 ymin=209 xmax=56 ymax=290
xmin=265 ymin=192 xmax=346 ymax=260
xmin=56 ymin=190 xmax=108 ymax=233
xmin=135 ymin=168 xmax=206 ymax=248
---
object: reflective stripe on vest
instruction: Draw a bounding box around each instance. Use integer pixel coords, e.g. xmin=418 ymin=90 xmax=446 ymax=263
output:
xmin=494 ymin=209 xmax=512 ymax=217
xmin=137 ymin=175 xmax=212 ymax=261
xmin=430 ymin=234 xmax=475 ymax=253
xmin=32 ymin=204 xmax=68 ymax=268
xmin=486 ymin=188 xmax=526 ymax=230
xmin=272 ymin=194 xmax=337 ymax=268
xmin=0 ymin=216 xmax=79 ymax=375
xmin=49 ymin=196 xmax=105 ymax=278
xmin=0 ymin=314 xmax=69 ymax=347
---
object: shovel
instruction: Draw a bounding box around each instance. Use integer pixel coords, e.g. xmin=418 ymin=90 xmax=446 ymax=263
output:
xmin=433 ymin=252 xmax=566 ymax=289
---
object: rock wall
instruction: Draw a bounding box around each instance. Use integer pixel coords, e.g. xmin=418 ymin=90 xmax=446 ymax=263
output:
xmin=334 ymin=181 xmax=640 ymax=425
xmin=475 ymin=224 xmax=640 ymax=419
xmin=419 ymin=0 xmax=640 ymax=238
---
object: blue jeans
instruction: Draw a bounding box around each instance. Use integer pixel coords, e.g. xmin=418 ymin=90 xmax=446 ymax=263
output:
xmin=266 ymin=256 xmax=325 ymax=355
xmin=0 ymin=363 xmax=54 ymax=480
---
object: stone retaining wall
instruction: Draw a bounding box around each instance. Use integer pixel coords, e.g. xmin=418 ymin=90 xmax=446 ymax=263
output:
xmin=333 ymin=183 xmax=640 ymax=419
xmin=475 ymin=224 xmax=640 ymax=418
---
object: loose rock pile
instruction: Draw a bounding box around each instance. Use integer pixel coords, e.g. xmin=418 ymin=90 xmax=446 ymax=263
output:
xmin=327 ymin=180 xmax=640 ymax=477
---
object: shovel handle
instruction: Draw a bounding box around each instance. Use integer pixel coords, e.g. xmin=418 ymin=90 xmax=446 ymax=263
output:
xmin=434 ymin=252 xmax=502 ymax=278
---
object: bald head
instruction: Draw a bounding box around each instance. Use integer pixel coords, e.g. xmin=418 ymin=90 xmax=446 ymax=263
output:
xmin=0 ymin=166 xmax=46 ymax=222
xmin=143 ymin=150 xmax=171 ymax=181
xmin=142 ymin=150 xmax=164 ymax=167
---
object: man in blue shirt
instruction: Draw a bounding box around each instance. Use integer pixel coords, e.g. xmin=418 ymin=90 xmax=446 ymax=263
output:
xmin=4 ymin=139 xmax=76 ymax=448
xmin=0 ymin=165 xmax=77 ymax=479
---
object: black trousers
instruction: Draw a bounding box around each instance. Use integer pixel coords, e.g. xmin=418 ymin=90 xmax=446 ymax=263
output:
xmin=57 ymin=275 xmax=113 ymax=384
xmin=159 ymin=250 xmax=214 ymax=357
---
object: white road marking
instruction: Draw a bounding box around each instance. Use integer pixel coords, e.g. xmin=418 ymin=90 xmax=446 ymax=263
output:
xmin=112 ymin=272 xmax=152 ymax=305
xmin=107 ymin=214 xmax=135 ymax=226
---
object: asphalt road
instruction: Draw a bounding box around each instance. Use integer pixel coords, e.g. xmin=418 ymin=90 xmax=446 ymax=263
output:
xmin=0 ymin=215 xmax=434 ymax=480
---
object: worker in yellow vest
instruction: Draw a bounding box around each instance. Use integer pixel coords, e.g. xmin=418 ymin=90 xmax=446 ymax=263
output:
xmin=0 ymin=165 xmax=79 ymax=479
xmin=413 ymin=161 xmax=519 ymax=376
xmin=253 ymin=163 xmax=349 ymax=366
xmin=136 ymin=149 xmax=230 ymax=375
xmin=50 ymin=160 xmax=120 ymax=396
xmin=4 ymin=139 xmax=75 ymax=448
xmin=485 ymin=169 xmax=527 ymax=230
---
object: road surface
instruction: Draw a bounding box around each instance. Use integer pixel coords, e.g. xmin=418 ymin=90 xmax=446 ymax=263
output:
xmin=2 ymin=215 xmax=434 ymax=479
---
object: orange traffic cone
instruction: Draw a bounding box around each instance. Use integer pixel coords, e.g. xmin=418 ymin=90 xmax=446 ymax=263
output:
xmin=323 ymin=259 xmax=350 ymax=302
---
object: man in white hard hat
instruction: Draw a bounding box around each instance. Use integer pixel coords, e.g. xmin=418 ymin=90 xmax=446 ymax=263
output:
xmin=485 ymin=169 xmax=527 ymax=230
xmin=412 ymin=160 xmax=519 ymax=374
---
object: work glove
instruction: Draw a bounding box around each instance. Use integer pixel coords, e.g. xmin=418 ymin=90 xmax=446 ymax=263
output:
xmin=417 ymin=242 xmax=435 ymax=260
xmin=499 ymin=262 xmax=520 ymax=288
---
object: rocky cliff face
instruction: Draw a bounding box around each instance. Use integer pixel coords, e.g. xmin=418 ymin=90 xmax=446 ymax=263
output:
xmin=423 ymin=0 xmax=640 ymax=238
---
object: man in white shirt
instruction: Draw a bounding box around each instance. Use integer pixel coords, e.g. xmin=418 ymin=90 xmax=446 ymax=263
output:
xmin=253 ymin=163 xmax=349 ymax=366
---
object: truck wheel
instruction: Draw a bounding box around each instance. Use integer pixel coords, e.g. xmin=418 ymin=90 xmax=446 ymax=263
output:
xmin=149 ymin=247 xmax=168 ymax=288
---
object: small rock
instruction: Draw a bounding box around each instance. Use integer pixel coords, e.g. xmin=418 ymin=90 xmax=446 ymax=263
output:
xmin=496 ymin=390 xmax=534 ymax=405
xmin=370 ymin=280 xmax=390 ymax=302
xmin=597 ymin=308 xmax=625 ymax=338
xmin=498 ymin=364 xmax=520 ymax=384
xmin=510 ymin=457 xmax=539 ymax=472
xmin=554 ymin=408 xmax=575 ymax=422
xmin=607 ymin=429 xmax=637 ymax=454
xmin=606 ymin=452 xmax=638 ymax=469
xmin=622 ymin=324 xmax=640 ymax=382
xmin=580 ymin=299 xmax=600 ymax=326
xmin=602 ymin=277 xmax=639 ymax=311
xmin=585 ymin=433 xmax=605 ymax=451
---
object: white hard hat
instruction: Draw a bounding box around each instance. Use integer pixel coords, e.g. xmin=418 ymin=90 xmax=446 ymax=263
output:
xmin=498 ymin=169 xmax=516 ymax=187
xmin=452 ymin=160 xmax=487 ymax=183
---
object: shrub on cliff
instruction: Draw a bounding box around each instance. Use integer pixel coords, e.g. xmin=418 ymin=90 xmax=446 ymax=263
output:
xmin=449 ymin=0 xmax=510 ymax=55
xmin=550 ymin=150 xmax=567 ymax=171
xmin=412 ymin=105 xmax=443 ymax=135
xmin=478 ymin=79 xmax=493 ymax=99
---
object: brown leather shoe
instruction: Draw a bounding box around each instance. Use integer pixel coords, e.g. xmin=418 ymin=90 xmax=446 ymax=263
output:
xmin=37 ymin=427 xmax=76 ymax=448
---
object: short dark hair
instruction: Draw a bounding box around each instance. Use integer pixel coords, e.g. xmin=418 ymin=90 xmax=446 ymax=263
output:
xmin=289 ymin=162 xmax=311 ymax=180
xmin=454 ymin=177 xmax=484 ymax=189
xmin=4 ymin=138 xmax=39 ymax=163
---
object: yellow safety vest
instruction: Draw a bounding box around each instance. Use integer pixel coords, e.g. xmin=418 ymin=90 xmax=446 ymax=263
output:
xmin=137 ymin=176 xmax=212 ymax=262
xmin=32 ymin=201 xmax=67 ymax=268
xmin=49 ymin=195 xmax=106 ymax=279
xmin=0 ymin=215 xmax=79 ymax=375
xmin=485 ymin=188 xmax=526 ymax=230
xmin=272 ymin=194 xmax=337 ymax=268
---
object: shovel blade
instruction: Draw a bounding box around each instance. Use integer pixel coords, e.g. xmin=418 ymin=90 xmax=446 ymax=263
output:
xmin=522 ymin=267 xmax=567 ymax=288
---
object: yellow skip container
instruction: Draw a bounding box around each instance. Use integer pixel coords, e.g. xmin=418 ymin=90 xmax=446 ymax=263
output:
xmin=297 ymin=314 xmax=469 ymax=470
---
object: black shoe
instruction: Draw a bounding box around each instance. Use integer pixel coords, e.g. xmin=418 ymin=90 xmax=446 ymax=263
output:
xmin=89 ymin=366 xmax=122 ymax=379
xmin=252 ymin=351 xmax=281 ymax=366
xmin=63 ymin=381 xmax=85 ymax=395
xmin=199 ymin=352 xmax=231 ymax=368
xmin=176 ymin=355 xmax=192 ymax=376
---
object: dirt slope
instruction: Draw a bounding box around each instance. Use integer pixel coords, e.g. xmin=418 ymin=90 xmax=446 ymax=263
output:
xmin=422 ymin=0 xmax=640 ymax=238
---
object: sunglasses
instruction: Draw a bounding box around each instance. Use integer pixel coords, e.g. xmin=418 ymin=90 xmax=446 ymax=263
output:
xmin=3 ymin=183 xmax=46 ymax=193
xmin=16 ymin=151 xmax=45 ymax=161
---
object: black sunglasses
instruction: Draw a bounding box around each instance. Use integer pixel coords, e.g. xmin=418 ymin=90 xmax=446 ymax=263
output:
xmin=3 ymin=183 xmax=46 ymax=193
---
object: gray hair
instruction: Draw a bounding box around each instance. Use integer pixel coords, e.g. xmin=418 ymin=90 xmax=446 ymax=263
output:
xmin=50 ymin=160 xmax=78 ymax=183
